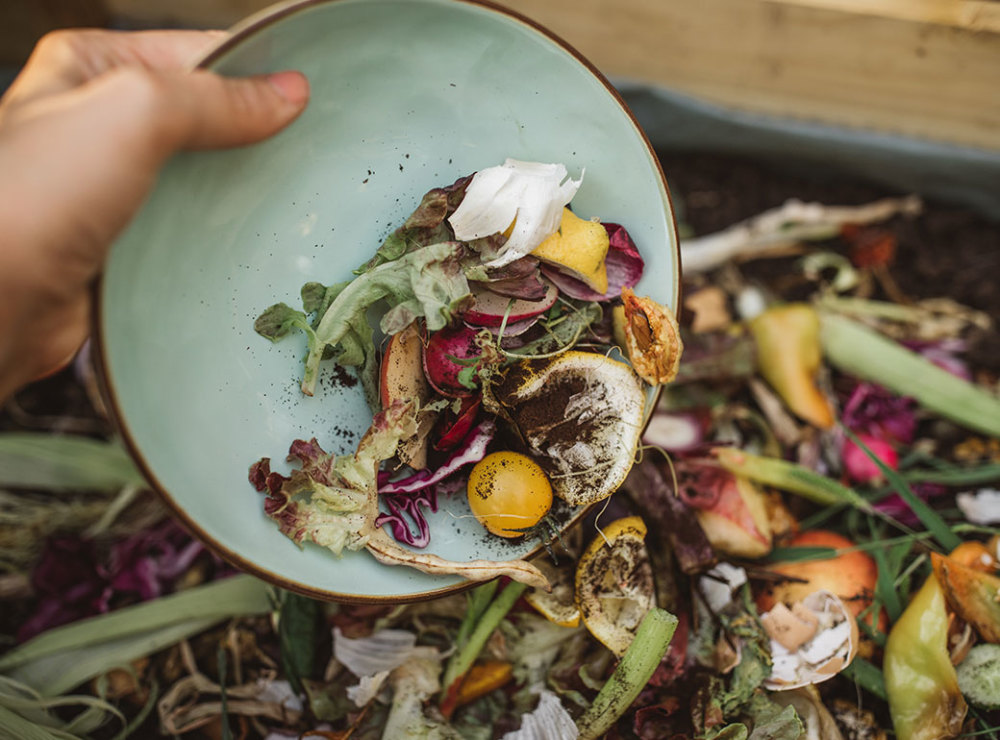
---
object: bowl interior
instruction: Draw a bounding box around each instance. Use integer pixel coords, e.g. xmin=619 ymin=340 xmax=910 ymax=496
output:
xmin=100 ymin=0 xmax=678 ymax=601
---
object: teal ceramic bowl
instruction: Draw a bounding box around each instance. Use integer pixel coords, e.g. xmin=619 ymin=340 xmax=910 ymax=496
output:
xmin=98 ymin=0 xmax=679 ymax=602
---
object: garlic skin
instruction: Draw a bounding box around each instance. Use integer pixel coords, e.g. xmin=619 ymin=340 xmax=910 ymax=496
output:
xmin=449 ymin=159 xmax=583 ymax=268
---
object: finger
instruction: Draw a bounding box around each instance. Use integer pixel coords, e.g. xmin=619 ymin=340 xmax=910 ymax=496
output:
xmin=126 ymin=67 xmax=311 ymax=153
xmin=2 ymin=29 xmax=228 ymax=112
xmin=0 ymin=66 xmax=308 ymax=297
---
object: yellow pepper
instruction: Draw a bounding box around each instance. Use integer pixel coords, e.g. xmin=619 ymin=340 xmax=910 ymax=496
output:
xmin=749 ymin=304 xmax=834 ymax=429
xmin=447 ymin=660 xmax=513 ymax=716
xmin=932 ymin=550 xmax=1000 ymax=644
xmin=884 ymin=575 xmax=967 ymax=740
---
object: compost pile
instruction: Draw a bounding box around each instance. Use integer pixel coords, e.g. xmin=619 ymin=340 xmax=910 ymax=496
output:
xmin=1 ymin=152 xmax=998 ymax=740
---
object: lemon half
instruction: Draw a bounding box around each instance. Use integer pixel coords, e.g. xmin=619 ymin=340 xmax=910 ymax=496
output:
xmin=486 ymin=351 xmax=645 ymax=506
xmin=575 ymin=516 xmax=655 ymax=656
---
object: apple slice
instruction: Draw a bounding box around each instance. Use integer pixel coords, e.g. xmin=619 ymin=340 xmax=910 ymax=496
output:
xmin=380 ymin=322 xmax=429 ymax=408
xmin=380 ymin=322 xmax=435 ymax=469
xmin=463 ymin=281 xmax=557 ymax=328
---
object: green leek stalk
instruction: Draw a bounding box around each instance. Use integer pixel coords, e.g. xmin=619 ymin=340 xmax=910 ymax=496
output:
xmin=576 ymin=608 xmax=678 ymax=740
xmin=820 ymin=312 xmax=1000 ymax=437
xmin=713 ymin=447 xmax=872 ymax=513
xmin=0 ymin=575 xmax=272 ymax=696
xmin=440 ymin=581 xmax=527 ymax=715
xmin=884 ymin=576 xmax=967 ymax=740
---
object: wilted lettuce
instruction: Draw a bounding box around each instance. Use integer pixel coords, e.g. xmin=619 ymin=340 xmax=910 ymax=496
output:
xmin=248 ymin=399 xmax=417 ymax=555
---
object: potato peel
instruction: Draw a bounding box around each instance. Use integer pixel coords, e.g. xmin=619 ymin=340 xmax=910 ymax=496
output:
xmin=365 ymin=529 xmax=550 ymax=591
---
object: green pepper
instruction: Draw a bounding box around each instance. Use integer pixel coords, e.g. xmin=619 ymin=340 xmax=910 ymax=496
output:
xmin=884 ymin=575 xmax=967 ymax=740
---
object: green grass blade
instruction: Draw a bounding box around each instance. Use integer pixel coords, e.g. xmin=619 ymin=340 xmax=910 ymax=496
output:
xmin=843 ymin=428 xmax=961 ymax=552
xmin=765 ymin=546 xmax=837 ymax=563
xmin=868 ymin=532 xmax=904 ymax=623
xmin=0 ymin=705 xmax=79 ymax=740
xmin=842 ymin=657 xmax=887 ymax=701
xmin=277 ymin=592 xmax=323 ymax=695
xmin=820 ymin=312 xmax=1000 ymax=437
xmin=905 ymin=463 xmax=1000 ymax=487
xmin=8 ymin=617 xmax=220 ymax=697
xmin=0 ymin=434 xmax=144 ymax=492
xmin=0 ymin=576 xmax=270 ymax=671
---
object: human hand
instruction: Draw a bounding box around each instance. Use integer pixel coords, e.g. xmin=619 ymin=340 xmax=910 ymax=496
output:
xmin=0 ymin=29 xmax=309 ymax=400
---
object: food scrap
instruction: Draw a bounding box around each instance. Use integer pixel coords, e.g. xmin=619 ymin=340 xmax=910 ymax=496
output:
xmin=251 ymin=160 xmax=681 ymax=586
xmin=5 ymin=153 xmax=1000 ymax=740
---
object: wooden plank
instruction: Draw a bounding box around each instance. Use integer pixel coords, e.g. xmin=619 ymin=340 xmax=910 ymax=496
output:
xmin=104 ymin=0 xmax=273 ymax=30
xmin=103 ymin=0 xmax=1000 ymax=150
xmin=500 ymin=0 xmax=1000 ymax=151
xmin=0 ymin=0 xmax=108 ymax=65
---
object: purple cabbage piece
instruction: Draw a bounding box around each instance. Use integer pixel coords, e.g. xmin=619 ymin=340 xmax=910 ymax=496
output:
xmin=375 ymin=487 xmax=438 ymax=548
xmin=539 ymin=222 xmax=645 ymax=302
xmin=842 ymin=382 xmax=917 ymax=444
xmin=379 ymin=419 xmax=495 ymax=494
xmin=19 ymin=519 xmax=210 ymax=642
xmin=903 ymin=338 xmax=972 ymax=381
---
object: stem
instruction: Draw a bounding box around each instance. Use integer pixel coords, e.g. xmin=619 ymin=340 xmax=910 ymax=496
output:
xmin=440 ymin=581 xmax=526 ymax=705
xmin=905 ymin=463 xmax=1000 ymax=487
xmin=455 ymin=580 xmax=498 ymax=650
xmin=576 ymin=608 xmax=678 ymax=740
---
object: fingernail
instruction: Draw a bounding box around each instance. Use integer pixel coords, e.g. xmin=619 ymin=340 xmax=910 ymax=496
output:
xmin=268 ymin=71 xmax=309 ymax=105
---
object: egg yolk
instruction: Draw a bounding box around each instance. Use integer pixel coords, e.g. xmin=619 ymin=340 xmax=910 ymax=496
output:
xmin=467 ymin=451 xmax=553 ymax=538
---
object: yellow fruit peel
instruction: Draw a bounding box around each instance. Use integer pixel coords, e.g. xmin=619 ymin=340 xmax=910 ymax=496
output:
xmin=575 ymin=516 xmax=655 ymax=657
xmin=532 ymin=208 xmax=610 ymax=294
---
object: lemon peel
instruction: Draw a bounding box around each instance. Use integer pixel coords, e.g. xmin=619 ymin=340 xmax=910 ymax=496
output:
xmin=575 ymin=516 xmax=655 ymax=656
xmin=525 ymin=560 xmax=581 ymax=628
xmin=485 ymin=351 xmax=645 ymax=507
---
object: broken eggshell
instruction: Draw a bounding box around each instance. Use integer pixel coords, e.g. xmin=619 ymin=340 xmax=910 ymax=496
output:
xmin=762 ymin=589 xmax=859 ymax=690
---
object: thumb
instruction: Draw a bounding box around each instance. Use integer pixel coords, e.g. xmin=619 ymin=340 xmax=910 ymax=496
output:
xmin=90 ymin=66 xmax=310 ymax=157
xmin=157 ymin=69 xmax=310 ymax=151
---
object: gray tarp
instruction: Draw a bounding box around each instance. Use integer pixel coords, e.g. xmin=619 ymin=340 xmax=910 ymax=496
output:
xmin=619 ymin=83 xmax=1000 ymax=221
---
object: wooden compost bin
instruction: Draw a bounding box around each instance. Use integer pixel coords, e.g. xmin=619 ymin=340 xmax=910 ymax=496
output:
xmin=97 ymin=0 xmax=1000 ymax=153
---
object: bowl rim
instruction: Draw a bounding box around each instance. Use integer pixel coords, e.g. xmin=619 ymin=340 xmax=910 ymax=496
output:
xmin=92 ymin=0 xmax=682 ymax=604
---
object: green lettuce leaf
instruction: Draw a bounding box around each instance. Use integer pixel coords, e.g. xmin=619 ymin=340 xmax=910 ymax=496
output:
xmin=256 ymin=241 xmax=473 ymax=397
xmin=300 ymin=242 xmax=471 ymax=395
xmin=359 ymin=174 xmax=471 ymax=273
